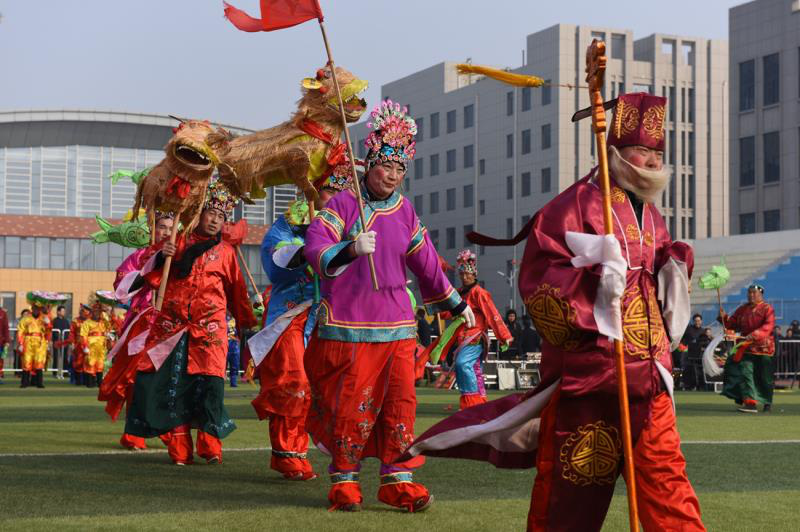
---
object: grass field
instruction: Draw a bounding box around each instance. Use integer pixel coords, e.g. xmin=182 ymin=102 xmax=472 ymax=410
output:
xmin=1 ymin=378 xmax=798 ymax=531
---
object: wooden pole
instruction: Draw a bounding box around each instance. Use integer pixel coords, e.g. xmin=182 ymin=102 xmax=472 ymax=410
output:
xmin=317 ymin=20 xmax=379 ymax=291
xmin=154 ymin=212 xmax=182 ymax=311
xmin=586 ymin=40 xmax=639 ymax=531
xmin=236 ymin=246 xmax=263 ymax=306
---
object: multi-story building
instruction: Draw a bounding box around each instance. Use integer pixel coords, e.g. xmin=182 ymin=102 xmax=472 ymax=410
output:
xmin=350 ymin=24 xmax=728 ymax=310
xmin=729 ymin=0 xmax=800 ymax=234
xmin=0 ymin=110 xmax=293 ymax=319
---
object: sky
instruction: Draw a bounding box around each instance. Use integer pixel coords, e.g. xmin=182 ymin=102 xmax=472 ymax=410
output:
xmin=2 ymin=0 xmax=744 ymax=130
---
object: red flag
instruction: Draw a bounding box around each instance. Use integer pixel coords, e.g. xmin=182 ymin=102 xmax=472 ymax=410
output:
xmin=223 ymin=0 xmax=323 ymax=32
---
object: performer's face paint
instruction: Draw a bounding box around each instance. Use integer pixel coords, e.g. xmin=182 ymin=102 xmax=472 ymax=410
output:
xmin=154 ymin=218 xmax=174 ymax=244
xmin=619 ymin=145 xmax=664 ymax=171
xmin=459 ymin=270 xmax=476 ymax=286
xmin=366 ymin=161 xmax=406 ymax=199
xmin=198 ymin=208 xmax=225 ymax=237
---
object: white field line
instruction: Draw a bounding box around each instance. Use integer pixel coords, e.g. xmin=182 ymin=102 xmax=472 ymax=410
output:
xmin=1 ymin=440 xmax=798 ymax=458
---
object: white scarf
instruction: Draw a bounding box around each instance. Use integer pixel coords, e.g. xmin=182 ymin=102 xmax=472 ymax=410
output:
xmin=608 ymin=145 xmax=669 ymax=204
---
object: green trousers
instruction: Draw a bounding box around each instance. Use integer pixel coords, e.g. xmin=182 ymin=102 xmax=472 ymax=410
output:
xmin=721 ymin=353 xmax=774 ymax=406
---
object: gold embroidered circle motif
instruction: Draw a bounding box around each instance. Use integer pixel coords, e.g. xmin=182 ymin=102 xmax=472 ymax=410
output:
xmin=611 ymin=186 xmax=626 ymax=204
xmin=560 ymin=421 xmax=621 ymax=486
xmin=642 ymin=105 xmax=665 ymax=141
xmin=526 ymin=285 xmax=579 ymax=350
xmin=614 ymin=101 xmax=640 ymax=138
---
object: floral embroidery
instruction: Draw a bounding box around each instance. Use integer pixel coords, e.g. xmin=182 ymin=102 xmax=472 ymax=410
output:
xmin=335 ymin=436 xmax=364 ymax=466
xmin=392 ymin=423 xmax=414 ymax=453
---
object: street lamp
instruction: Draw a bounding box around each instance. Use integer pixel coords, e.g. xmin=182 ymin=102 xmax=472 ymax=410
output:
xmin=496 ymin=271 xmax=514 ymax=313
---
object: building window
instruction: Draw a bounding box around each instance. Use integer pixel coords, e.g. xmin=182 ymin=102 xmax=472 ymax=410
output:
xmin=446 ymin=109 xmax=457 ymax=134
xmin=688 ymin=131 xmax=695 ymax=166
xmin=669 ymin=130 xmax=676 ymax=165
xmin=479 ymin=200 xmax=485 ymax=215
xmin=764 ymin=210 xmax=781 ymax=232
xmin=463 ymin=224 xmax=473 ymax=246
xmin=479 ymin=159 xmax=486 ymax=175
xmin=688 ymin=173 xmax=695 ymax=209
xmin=446 ymin=188 xmax=456 ymax=211
xmin=430 ymin=153 xmax=440 ymax=176
xmin=681 ymin=131 xmax=686 ymax=165
xmin=668 ymin=86 xmax=676 ymax=121
xmin=739 ymin=213 xmax=756 ymax=234
xmin=739 ymin=136 xmax=755 ymax=187
xmin=446 ymin=149 xmax=456 ymax=172
xmin=464 ymin=104 xmax=474 ymax=128
xmin=611 ymin=33 xmax=625 ymax=59
xmin=464 ymin=144 xmax=474 ymax=168
xmin=521 ymin=87 xmax=531 ymax=111
xmin=430 ymin=191 xmax=439 ymax=214
xmin=541 ymin=124 xmax=551 ymax=150
xmin=430 ymin=229 xmax=440 ymax=249
xmin=506 ymin=175 xmax=514 ymax=199
xmin=521 ymin=129 xmax=531 ymax=154
xmin=446 ymin=227 xmax=456 ymax=249
xmin=662 ymin=39 xmax=675 ymax=59
xmin=688 ymin=88 xmax=695 ymax=123
xmin=414 ymin=194 xmax=423 ymax=214
xmin=542 ymin=80 xmax=551 ymax=106
xmin=357 ymin=138 xmax=366 ymax=159
xmin=506 ymin=218 xmax=514 ymax=238
xmin=414 ymin=158 xmax=424 ymax=180
xmin=541 ymin=167 xmax=552 ymax=193
xmin=430 ymin=112 xmax=439 ymax=138
xmin=404 ymin=178 xmax=410 ymax=192
xmin=463 ymin=184 xmax=474 ymax=208
xmin=522 ymin=214 xmax=531 ymax=227
xmin=763 ymin=131 xmax=780 ymax=183
xmin=682 ymin=42 xmax=694 ymax=66
xmin=506 ymin=134 xmax=514 ymax=158
xmin=416 ymin=117 xmax=424 ymax=141
xmin=5 ymin=236 xmax=20 ymax=268
xmin=739 ymin=60 xmax=755 ymax=111
xmin=763 ymin=53 xmax=780 ymax=106
xmin=521 ymin=171 xmax=531 ymax=196
xmin=506 ymin=91 xmax=514 ymax=116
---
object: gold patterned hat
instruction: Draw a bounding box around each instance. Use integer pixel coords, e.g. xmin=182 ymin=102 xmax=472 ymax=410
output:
xmin=607 ymin=93 xmax=666 ymax=151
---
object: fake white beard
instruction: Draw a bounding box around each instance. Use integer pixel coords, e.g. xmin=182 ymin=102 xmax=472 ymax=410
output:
xmin=607 ymin=145 xmax=670 ymax=204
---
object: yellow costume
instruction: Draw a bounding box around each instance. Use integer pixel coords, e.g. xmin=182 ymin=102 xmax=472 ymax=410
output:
xmin=80 ymin=319 xmax=110 ymax=377
xmin=17 ymin=315 xmax=48 ymax=373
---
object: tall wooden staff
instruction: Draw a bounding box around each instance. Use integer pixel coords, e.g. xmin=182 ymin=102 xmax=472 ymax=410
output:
xmin=585 ymin=39 xmax=639 ymax=531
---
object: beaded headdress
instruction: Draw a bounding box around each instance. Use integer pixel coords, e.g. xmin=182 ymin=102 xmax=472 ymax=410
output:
xmin=364 ymin=99 xmax=417 ymax=172
xmin=456 ymin=249 xmax=478 ymax=275
xmin=203 ymin=180 xmax=237 ymax=219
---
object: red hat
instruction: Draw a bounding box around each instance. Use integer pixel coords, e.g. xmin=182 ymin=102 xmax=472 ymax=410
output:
xmin=607 ymin=92 xmax=666 ymax=151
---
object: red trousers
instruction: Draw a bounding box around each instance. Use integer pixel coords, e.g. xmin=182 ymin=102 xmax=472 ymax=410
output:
xmin=304 ymin=334 xmax=427 ymax=508
xmin=528 ymin=391 xmax=704 ymax=531
xmin=167 ymin=424 xmax=222 ymax=464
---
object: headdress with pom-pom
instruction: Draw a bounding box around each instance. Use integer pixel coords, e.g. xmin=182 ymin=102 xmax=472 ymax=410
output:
xmin=364 ymin=99 xmax=417 ymax=172
xmin=203 ymin=179 xmax=238 ymax=219
xmin=456 ymin=249 xmax=478 ymax=275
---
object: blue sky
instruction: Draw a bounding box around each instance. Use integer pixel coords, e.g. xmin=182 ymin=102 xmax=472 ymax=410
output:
xmin=1 ymin=0 xmax=743 ymax=129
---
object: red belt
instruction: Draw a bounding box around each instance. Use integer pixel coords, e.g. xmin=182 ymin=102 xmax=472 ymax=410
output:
xmin=24 ymin=333 xmax=43 ymax=337
xmin=89 ymin=332 xmax=105 ymax=337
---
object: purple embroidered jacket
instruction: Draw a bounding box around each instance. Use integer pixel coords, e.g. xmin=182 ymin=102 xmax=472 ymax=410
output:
xmin=304 ymin=187 xmax=462 ymax=342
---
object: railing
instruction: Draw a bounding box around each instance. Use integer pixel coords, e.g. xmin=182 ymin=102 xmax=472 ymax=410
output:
xmin=776 ymin=339 xmax=799 ymax=389
xmin=3 ymin=327 xmax=72 ymax=378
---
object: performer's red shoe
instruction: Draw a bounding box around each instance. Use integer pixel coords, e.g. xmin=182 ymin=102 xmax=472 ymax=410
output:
xmin=119 ymin=433 xmax=147 ymax=451
xmin=377 ymin=481 xmax=432 ymax=513
xmin=271 ymin=454 xmax=317 ymax=480
xmin=459 ymin=393 xmax=488 ymax=410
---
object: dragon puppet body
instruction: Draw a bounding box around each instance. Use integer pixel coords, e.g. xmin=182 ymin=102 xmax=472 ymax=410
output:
xmin=131 ymin=65 xmax=367 ymax=227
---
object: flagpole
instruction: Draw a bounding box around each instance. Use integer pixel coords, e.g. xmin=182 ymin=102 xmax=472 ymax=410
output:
xmin=316 ymin=19 xmax=380 ymax=292
xmin=586 ymin=39 xmax=639 ymax=531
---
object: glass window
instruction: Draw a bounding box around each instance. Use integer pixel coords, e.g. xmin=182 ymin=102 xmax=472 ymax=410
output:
xmin=20 ymin=237 xmax=34 ymax=268
xmin=764 ymin=131 xmax=780 ymax=183
xmin=80 ymin=239 xmax=94 ymax=270
xmin=479 ymin=159 xmax=485 ymax=175
xmin=521 ymin=87 xmax=531 ymax=111
xmin=404 ymin=178 xmax=410 ymax=192
xmin=463 ymin=225 xmax=473 ymax=246
xmin=668 ymin=86 xmax=676 ymax=121
xmin=611 ymin=34 xmax=625 ymax=59
xmin=463 ymin=184 xmax=473 ymax=208
xmin=430 ymin=113 xmax=439 ymax=138
xmin=66 ymin=239 xmax=80 ymax=269
xmin=522 ymin=171 xmax=531 ymax=196
xmin=446 ymin=227 xmax=456 ymax=249
xmin=430 ymin=229 xmax=440 ymax=249
xmin=5 ymin=236 xmax=21 ymax=268
xmin=506 ymin=134 xmax=514 ymax=158
xmin=446 ymin=188 xmax=456 ymax=211
xmin=446 ymin=149 xmax=456 ymax=172
xmin=541 ymin=167 xmax=552 ymax=193
xmin=688 ymin=132 xmax=695 ymax=166
xmin=464 ymin=104 xmax=474 ymax=128
xmin=688 ymin=173 xmax=696 ymax=209
xmin=0 ymin=237 xmax=3 ymax=268
xmin=688 ymin=88 xmax=695 ymax=123
xmin=739 ymin=213 xmax=756 ymax=234
xmin=35 ymin=238 xmax=50 ymax=269
xmin=542 ymin=80 xmax=551 ymax=106
xmin=430 ymin=192 xmax=439 ymax=214
xmin=463 ymin=145 xmax=474 ymax=168
xmin=430 ymin=153 xmax=440 ymax=176
xmin=94 ymin=241 xmax=109 ymax=271
xmin=541 ymin=124 xmax=551 ymax=150
xmin=414 ymin=195 xmax=423 ymax=214
xmin=506 ymin=91 xmax=514 ymax=116
xmin=446 ymin=110 xmax=456 ymax=133
xmin=479 ymin=200 xmax=485 ymax=215
xmin=739 ymin=60 xmax=755 ymax=111
xmin=414 ymin=158 xmax=424 ymax=180
xmin=506 ymin=218 xmax=513 ymax=238
xmin=416 ymin=117 xmax=424 ymax=141
xmin=506 ymin=175 xmax=514 ymax=199
xmin=669 ymin=130 xmax=676 ymax=164
xmin=522 ymin=129 xmax=531 ymax=154
xmin=763 ymin=53 xmax=780 ymax=106
xmin=739 ymin=136 xmax=755 ymax=187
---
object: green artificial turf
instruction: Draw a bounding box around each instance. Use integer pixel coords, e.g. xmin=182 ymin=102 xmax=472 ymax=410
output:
xmin=0 ymin=378 xmax=798 ymax=531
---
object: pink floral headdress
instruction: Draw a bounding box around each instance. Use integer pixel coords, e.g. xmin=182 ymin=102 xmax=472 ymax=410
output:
xmin=203 ymin=179 xmax=238 ymax=219
xmin=456 ymin=249 xmax=477 ymax=275
xmin=364 ymin=99 xmax=417 ymax=171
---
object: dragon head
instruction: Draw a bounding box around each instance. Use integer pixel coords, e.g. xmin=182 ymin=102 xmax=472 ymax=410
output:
xmin=163 ymin=119 xmax=232 ymax=182
xmin=300 ymin=65 xmax=368 ymax=124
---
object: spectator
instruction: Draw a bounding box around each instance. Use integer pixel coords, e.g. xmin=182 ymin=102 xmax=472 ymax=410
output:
xmin=774 ymin=326 xmax=783 ymax=339
xmin=416 ymin=308 xmax=432 ymax=347
xmin=504 ymin=309 xmax=523 ymax=359
xmin=0 ymin=306 xmax=9 ymax=383
xmin=680 ymin=314 xmax=705 ymax=390
xmin=790 ymin=320 xmax=800 ymax=337
xmin=786 ymin=329 xmax=794 ymax=339
xmin=519 ymin=315 xmax=541 ymax=355
xmin=52 ymin=305 xmax=71 ymax=377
